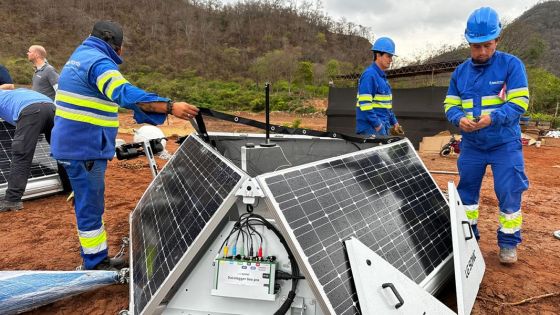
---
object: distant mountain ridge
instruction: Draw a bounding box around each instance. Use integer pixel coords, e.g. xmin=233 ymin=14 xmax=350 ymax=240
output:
xmin=0 ymin=0 xmax=372 ymax=81
xmin=428 ymin=1 xmax=560 ymax=77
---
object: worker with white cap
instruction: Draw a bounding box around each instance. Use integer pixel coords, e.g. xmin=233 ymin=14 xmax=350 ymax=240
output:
xmin=443 ymin=7 xmax=530 ymax=264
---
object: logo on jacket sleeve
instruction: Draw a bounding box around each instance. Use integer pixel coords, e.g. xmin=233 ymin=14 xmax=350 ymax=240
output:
xmin=489 ymin=80 xmax=504 ymax=85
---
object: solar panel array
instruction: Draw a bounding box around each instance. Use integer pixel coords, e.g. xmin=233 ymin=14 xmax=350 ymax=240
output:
xmin=0 ymin=120 xmax=58 ymax=185
xmin=130 ymin=135 xmax=244 ymax=315
xmin=260 ymin=140 xmax=452 ymax=315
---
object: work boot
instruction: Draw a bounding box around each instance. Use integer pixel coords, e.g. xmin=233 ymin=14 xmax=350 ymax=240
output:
xmin=76 ymin=257 xmax=128 ymax=271
xmin=0 ymin=200 xmax=23 ymax=212
xmin=498 ymin=247 xmax=517 ymax=264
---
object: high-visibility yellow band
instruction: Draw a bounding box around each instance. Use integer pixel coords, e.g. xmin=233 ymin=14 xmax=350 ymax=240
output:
xmin=499 ymin=213 xmax=523 ymax=229
xmin=510 ymin=98 xmax=529 ymax=110
xmin=444 ymin=104 xmax=460 ymax=113
xmin=358 ymin=94 xmax=373 ymax=102
xmin=79 ymin=230 xmax=107 ymax=249
xmin=371 ymin=102 xmax=392 ymax=109
xmin=482 ymin=96 xmax=504 ymax=106
xmin=359 ymin=104 xmax=374 ymax=111
xmin=444 ymin=96 xmax=461 ymax=105
xmin=106 ymin=78 xmax=129 ymax=100
xmin=374 ymin=94 xmax=392 ymax=101
xmin=56 ymin=108 xmax=119 ymax=127
xmin=507 ymin=88 xmax=529 ymax=100
xmin=56 ymin=93 xmax=118 ymax=113
xmin=461 ymin=99 xmax=474 ymax=109
xmin=96 ymin=70 xmax=121 ymax=94
xmin=465 ymin=209 xmax=479 ymax=220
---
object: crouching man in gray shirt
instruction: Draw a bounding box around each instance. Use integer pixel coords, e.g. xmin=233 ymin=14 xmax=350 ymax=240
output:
xmin=27 ymin=45 xmax=59 ymax=100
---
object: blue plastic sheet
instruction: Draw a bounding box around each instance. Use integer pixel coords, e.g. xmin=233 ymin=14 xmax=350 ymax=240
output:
xmin=0 ymin=270 xmax=119 ymax=314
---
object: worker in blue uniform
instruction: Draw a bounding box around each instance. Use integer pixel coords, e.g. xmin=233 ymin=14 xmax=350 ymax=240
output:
xmin=0 ymin=89 xmax=56 ymax=212
xmin=50 ymin=21 xmax=199 ymax=271
xmin=355 ymin=37 xmax=400 ymax=137
xmin=444 ymin=7 xmax=529 ymax=264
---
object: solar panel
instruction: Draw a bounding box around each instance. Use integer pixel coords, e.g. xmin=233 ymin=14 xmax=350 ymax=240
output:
xmin=0 ymin=120 xmax=59 ymax=185
xmin=130 ymin=135 xmax=247 ymax=315
xmin=258 ymin=139 xmax=452 ymax=315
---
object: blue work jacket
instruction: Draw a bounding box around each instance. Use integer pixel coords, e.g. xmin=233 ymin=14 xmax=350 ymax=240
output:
xmin=51 ymin=36 xmax=168 ymax=160
xmin=355 ymin=63 xmax=398 ymax=135
xmin=444 ymin=51 xmax=529 ymax=150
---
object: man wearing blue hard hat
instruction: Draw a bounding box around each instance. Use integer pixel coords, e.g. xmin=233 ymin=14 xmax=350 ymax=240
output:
xmin=355 ymin=37 xmax=401 ymax=137
xmin=443 ymin=7 xmax=529 ymax=264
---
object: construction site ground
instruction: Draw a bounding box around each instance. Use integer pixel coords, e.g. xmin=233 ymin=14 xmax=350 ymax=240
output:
xmin=1 ymin=111 xmax=559 ymax=315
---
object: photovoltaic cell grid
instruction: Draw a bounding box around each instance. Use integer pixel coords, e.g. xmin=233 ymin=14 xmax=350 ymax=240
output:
xmin=131 ymin=136 xmax=243 ymax=315
xmin=261 ymin=140 xmax=452 ymax=315
xmin=0 ymin=120 xmax=58 ymax=185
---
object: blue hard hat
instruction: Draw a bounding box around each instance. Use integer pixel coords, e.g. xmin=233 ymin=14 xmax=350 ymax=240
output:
xmin=464 ymin=7 xmax=501 ymax=43
xmin=371 ymin=37 xmax=396 ymax=56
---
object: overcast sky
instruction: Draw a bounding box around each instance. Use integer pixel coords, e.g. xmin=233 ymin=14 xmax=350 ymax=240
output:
xmin=222 ymin=0 xmax=543 ymax=61
xmin=320 ymin=0 xmax=542 ymax=60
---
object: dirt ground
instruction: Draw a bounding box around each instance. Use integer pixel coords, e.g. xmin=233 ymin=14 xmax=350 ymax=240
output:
xmin=1 ymin=111 xmax=559 ymax=315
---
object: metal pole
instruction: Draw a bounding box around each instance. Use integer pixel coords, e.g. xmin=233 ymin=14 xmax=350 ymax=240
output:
xmin=261 ymin=82 xmax=276 ymax=147
xmin=555 ymin=100 xmax=559 ymax=118
xmin=265 ymin=82 xmax=270 ymax=143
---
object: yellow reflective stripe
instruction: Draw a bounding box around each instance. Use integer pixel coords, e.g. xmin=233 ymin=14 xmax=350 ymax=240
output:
xmin=465 ymin=210 xmax=479 ymax=220
xmin=56 ymin=93 xmax=118 ymax=113
xmin=507 ymin=88 xmax=529 ymax=100
xmin=106 ymin=78 xmax=129 ymax=100
xmin=499 ymin=212 xmax=523 ymax=229
xmin=444 ymin=96 xmax=461 ymax=105
xmin=96 ymin=70 xmax=121 ymax=94
xmin=371 ymin=102 xmax=392 ymax=109
xmin=56 ymin=107 xmax=119 ymax=127
xmin=358 ymin=94 xmax=373 ymax=102
xmin=465 ymin=114 xmax=474 ymax=119
xmin=373 ymin=94 xmax=392 ymax=101
xmin=360 ymin=104 xmax=374 ymax=111
xmin=79 ymin=230 xmax=107 ymax=249
xmin=444 ymin=104 xmax=460 ymax=113
xmin=510 ymin=98 xmax=529 ymax=110
xmin=482 ymin=96 xmax=504 ymax=106
xmin=461 ymin=99 xmax=473 ymax=109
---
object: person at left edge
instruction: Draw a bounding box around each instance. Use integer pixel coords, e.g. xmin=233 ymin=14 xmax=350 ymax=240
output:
xmin=50 ymin=20 xmax=199 ymax=271
xmin=0 ymin=89 xmax=56 ymax=212
xmin=0 ymin=64 xmax=15 ymax=90
xmin=355 ymin=37 xmax=400 ymax=137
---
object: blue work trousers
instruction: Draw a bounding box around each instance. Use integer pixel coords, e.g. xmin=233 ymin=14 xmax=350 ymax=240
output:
xmin=457 ymin=139 xmax=529 ymax=248
xmin=59 ymin=159 xmax=108 ymax=269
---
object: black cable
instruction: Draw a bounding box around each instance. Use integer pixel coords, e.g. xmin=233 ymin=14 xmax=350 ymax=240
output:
xmin=219 ymin=212 xmax=300 ymax=315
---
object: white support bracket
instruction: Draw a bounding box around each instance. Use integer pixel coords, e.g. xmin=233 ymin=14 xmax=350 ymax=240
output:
xmin=235 ymin=178 xmax=265 ymax=205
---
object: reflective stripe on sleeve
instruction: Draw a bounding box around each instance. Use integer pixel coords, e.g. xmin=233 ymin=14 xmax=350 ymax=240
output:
xmin=444 ymin=95 xmax=461 ymax=105
xmin=507 ymin=87 xmax=529 ymax=100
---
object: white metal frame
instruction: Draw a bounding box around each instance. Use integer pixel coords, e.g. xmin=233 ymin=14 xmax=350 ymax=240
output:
xmin=129 ymin=134 xmax=249 ymax=315
xmin=257 ymin=139 xmax=454 ymax=315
